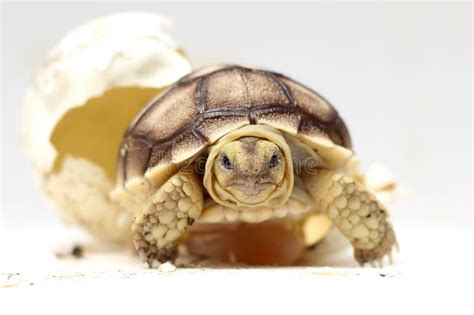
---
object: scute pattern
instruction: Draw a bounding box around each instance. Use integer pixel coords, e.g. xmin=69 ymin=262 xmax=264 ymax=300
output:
xmin=117 ymin=65 xmax=352 ymax=189
xmin=133 ymin=81 xmax=199 ymax=141
xmin=277 ymin=76 xmax=335 ymax=123
xmin=203 ymin=68 xmax=250 ymax=110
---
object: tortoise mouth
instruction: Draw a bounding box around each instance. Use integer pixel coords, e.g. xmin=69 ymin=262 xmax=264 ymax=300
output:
xmin=212 ymin=177 xmax=290 ymax=208
xmin=225 ymin=183 xmax=278 ymax=204
xmin=229 ymin=183 xmax=276 ymax=196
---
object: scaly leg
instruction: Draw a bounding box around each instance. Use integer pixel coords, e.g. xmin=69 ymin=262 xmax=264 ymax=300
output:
xmin=304 ymin=170 xmax=398 ymax=266
xmin=132 ymin=172 xmax=203 ymax=268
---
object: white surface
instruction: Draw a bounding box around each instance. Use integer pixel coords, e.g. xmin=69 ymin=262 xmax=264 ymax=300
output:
xmin=0 ymin=2 xmax=472 ymax=313
xmin=0 ymin=225 xmax=472 ymax=313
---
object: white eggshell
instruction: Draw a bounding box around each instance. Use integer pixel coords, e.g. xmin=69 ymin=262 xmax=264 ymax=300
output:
xmin=22 ymin=12 xmax=192 ymax=243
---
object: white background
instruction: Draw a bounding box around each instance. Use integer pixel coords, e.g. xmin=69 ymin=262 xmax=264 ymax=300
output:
xmin=0 ymin=1 xmax=472 ymax=313
xmin=1 ymin=2 xmax=472 ymax=228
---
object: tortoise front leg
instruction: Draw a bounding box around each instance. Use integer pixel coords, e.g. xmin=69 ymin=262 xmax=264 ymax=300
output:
xmin=132 ymin=172 xmax=203 ymax=268
xmin=303 ymin=170 xmax=398 ymax=266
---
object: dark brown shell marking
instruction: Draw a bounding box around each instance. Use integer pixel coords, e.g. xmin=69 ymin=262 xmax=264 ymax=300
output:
xmin=116 ymin=65 xmax=352 ymax=186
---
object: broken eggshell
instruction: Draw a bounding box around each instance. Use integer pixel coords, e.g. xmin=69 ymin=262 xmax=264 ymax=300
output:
xmin=22 ymin=12 xmax=191 ymax=244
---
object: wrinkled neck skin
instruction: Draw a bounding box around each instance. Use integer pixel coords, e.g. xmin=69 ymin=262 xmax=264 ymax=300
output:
xmin=203 ymin=126 xmax=294 ymax=209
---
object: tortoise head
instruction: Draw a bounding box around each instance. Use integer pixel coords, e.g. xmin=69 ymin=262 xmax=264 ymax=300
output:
xmin=204 ymin=125 xmax=294 ymax=208
xmin=213 ymin=137 xmax=285 ymax=204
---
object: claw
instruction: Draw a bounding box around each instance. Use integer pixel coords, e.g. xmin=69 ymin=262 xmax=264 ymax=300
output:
xmin=388 ymin=252 xmax=393 ymax=264
xmin=378 ymin=258 xmax=384 ymax=268
xmin=369 ymin=261 xmax=376 ymax=268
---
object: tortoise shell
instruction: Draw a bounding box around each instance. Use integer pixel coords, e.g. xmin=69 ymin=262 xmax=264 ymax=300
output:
xmin=112 ymin=65 xmax=353 ymax=207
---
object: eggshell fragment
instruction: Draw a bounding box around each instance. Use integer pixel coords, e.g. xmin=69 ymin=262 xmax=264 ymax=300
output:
xmin=22 ymin=12 xmax=191 ymax=243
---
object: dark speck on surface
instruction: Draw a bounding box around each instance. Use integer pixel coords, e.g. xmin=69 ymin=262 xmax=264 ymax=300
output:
xmin=71 ymin=245 xmax=84 ymax=258
xmin=56 ymin=244 xmax=84 ymax=259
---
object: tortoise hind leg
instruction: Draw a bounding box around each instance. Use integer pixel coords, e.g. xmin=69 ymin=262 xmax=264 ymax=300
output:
xmin=132 ymin=172 xmax=203 ymax=268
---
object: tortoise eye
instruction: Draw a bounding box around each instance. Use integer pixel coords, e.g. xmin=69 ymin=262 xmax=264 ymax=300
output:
xmin=268 ymin=154 xmax=279 ymax=168
xmin=221 ymin=155 xmax=233 ymax=170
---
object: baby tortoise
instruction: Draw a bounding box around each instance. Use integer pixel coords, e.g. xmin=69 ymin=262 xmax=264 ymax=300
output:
xmin=111 ymin=65 xmax=398 ymax=268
